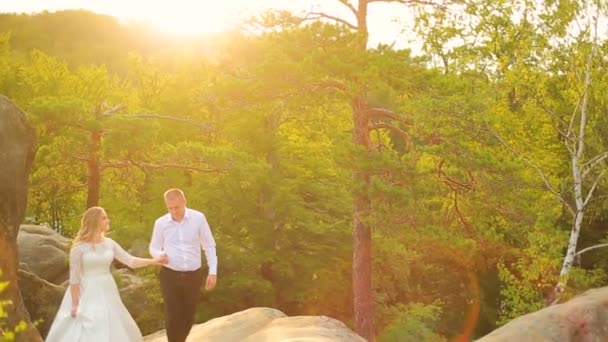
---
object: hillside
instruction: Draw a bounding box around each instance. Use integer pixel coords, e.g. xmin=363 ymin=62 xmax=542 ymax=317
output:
xmin=0 ymin=10 xmax=228 ymax=73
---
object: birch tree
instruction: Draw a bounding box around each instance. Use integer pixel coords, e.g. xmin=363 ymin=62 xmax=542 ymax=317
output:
xmin=415 ymin=0 xmax=608 ymax=307
xmin=547 ymin=0 xmax=608 ymax=304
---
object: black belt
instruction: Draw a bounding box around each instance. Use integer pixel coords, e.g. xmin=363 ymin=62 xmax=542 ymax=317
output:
xmin=161 ymin=267 xmax=201 ymax=277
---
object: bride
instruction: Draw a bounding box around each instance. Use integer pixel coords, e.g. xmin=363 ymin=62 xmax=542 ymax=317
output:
xmin=46 ymin=206 xmax=167 ymax=342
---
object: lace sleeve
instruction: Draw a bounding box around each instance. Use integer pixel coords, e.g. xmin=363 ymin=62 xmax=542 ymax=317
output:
xmin=69 ymin=244 xmax=84 ymax=285
xmin=109 ymin=238 xmax=151 ymax=269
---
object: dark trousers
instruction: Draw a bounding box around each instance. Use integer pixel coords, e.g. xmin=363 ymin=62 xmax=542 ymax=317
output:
xmin=159 ymin=267 xmax=204 ymax=342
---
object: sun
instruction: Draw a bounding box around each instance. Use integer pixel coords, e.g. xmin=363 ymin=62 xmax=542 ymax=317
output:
xmin=1 ymin=0 xmax=295 ymax=36
xmin=134 ymin=1 xmax=248 ymax=35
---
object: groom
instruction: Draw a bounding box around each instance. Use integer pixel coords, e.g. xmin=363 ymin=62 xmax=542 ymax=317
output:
xmin=149 ymin=188 xmax=218 ymax=342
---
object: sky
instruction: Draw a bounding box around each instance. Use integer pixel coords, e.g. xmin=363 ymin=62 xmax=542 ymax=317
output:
xmin=0 ymin=0 xmax=418 ymax=49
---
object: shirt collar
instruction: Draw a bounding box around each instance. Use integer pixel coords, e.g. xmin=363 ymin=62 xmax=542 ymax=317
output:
xmin=166 ymin=207 xmax=189 ymax=223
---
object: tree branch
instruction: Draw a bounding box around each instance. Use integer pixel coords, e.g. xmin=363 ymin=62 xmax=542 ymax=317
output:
xmin=437 ymin=159 xmax=475 ymax=192
xmin=103 ymin=160 xmax=223 ymax=173
xmin=72 ymin=155 xmax=223 ymax=173
xmin=369 ymin=123 xmax=411 ymax=142
xmin=368 ymin=0 xmax=447 ymax=8
xmin=65 ymin=122 xmax=92 ymax=131
xmin=335 ymin=0 xmax=357 ymax=17
xmin=582 ymin=151 xmax=608 ymax=179
xmin=566 ymin=96 xmax=581 ymax=141
xmin=583 ymin=169 xmax=605 ymax=207
xmin=72 ymin=155 xmax=225 ymax=173
xmin=304 ymin=12 xmax=357 ymax=30
xmin=485 ymin=121 xmax=575 ymax=217
xmin=106 ymin=113 xmax=213 ymax=132
xmin=310 ymin=79 xmax=350 ymax=93
xmin=575 ymin=243 xmax=608 ymax=258
xmin=538 ymin=104 xmax=575 ymax=150
xmin=366 ymin=108 xmax=413 ymax=125
xmin=581 ymin=195 xmax=608 ymax=206
xmin=101 ymin=104 xmax=126 ymax=116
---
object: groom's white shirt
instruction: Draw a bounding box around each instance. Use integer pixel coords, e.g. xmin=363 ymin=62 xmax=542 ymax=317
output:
xmin=149 ymin=208 xmax=217 ymax=275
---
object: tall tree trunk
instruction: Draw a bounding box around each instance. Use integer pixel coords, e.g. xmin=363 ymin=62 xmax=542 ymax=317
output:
xmin=352 ymin=1 xmax=373 ymax=340
xmin=86 ymin=108 xmax=102 ymax=208
xmin=307 ymin=0 xmax=412 ymax=338
xmin=352 ymin=94 xmax=373 ymax=341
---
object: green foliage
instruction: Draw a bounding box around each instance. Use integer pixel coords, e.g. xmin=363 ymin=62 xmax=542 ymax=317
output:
xmin=3 ymin=5 xmax=608 ymax=341
xmin=0 ymin=271 xmax=28 ymax=342
xmin=378 ymin=303 xmax=446 ymax=342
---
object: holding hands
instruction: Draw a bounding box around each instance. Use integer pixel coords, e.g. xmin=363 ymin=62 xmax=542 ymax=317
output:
xmin=155 ymin=254 xmax=169 ymax=265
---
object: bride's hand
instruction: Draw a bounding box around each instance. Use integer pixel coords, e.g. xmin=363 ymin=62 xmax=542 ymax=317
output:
xmin=71 ymin=305 xmax=78 ymax=317
xmin=154 ymin=255 xmax=169 ymax=265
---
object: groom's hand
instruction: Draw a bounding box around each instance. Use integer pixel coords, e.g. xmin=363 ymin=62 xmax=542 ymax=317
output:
xmin=158 ymin=254 xmax=169 ymax=264
xmin=205 ymin=274 xmax=217 ymax=290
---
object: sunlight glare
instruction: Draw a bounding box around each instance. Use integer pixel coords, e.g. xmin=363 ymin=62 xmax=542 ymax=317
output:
xmin=136 ymin=2 xmax=246 ymax=35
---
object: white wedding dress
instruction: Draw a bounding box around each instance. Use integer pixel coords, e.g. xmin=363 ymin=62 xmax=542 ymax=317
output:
xmin=46 ymin=238 xmax=148 ymax=342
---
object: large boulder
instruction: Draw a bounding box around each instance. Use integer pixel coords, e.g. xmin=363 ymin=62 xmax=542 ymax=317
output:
xmin=17 ymin=225 xmax=71 ymax=284
xmin=143 ymin=307 xmax=365 ymax=342
xmin=0 ymin=95 xmax=36 ymax=241
xmin=477 ymin=286 xmax=608 ymax=341
xmin=0 ymin=95 xmax=40 ymax=341
xmin=17 ymin=269 xmax=64 ymax=338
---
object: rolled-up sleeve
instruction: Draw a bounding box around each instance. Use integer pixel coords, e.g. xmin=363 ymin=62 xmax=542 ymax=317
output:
xmin=199 ymin=215 xmax=217 ymax=275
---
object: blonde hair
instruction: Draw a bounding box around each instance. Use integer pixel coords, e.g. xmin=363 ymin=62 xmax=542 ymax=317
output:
xmin=164 ymin=188 xmax=186 ymax=201
xmin=73 ymin=206 xmax=106 ymax=243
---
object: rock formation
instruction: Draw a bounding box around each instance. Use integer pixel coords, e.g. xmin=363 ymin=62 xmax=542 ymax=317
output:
xmin=0 ymin=95 xmax=39 ymax=341
xmin=16 ymin=270 xmax=64 ymax=338
xmin=144 ymin=307 xmax=365 ymax=342
xmin=477 ymin=286 xmax=608 ymax=342
xmin=17 ymin=225 xmax=71 ymax=285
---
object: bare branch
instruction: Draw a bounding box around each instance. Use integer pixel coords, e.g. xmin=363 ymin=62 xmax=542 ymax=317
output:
xmin=575 ymin=243 xmax=608 ymax=257
xmin=107 ymin=113 xmax=213 ymax=132
xmin=369 ymin=123 xmax=411 ymax=142
xmin=566 ymin=97 xmax=581 ymax=140
xmin=102 ymin=160 xmax=223 ymax=173
xmin=582 ymin=151 xmax=608 ymax=179
xmin=583 ymin=169 xmax=605 ymax=207
xmin=485 ymin=121 xmax=575 ymax=217
xmin=304 ymin=12 xmax=357 ymax=30
xmin=368 ymin=0 xmax=447 ymax=9
xmin=72 ymin=155 xmax=223 ymax=172
xmin=366 ymin=108 xmax=414 ymax=125
xmin=540 ymin=103 xmax=568 ymax=128
xmin=310 ymin=79 xmax=350 ymax=93
xmin=64 ymin=122 xmax=91 ymax=131
xmin=539 ymin=104 xmax=576 ymax=151
xmin=586 ymin=195 xmax=608 ymax=203
xmin=101 ymin=104 xmax=126 ymax=116
xmin=336 ymin=0 xmax=357 ymax=17
xmin=70 ymin=155 xmax=90 ymax=162
xmin=437 ymin=159 xmax=475 ymax=192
